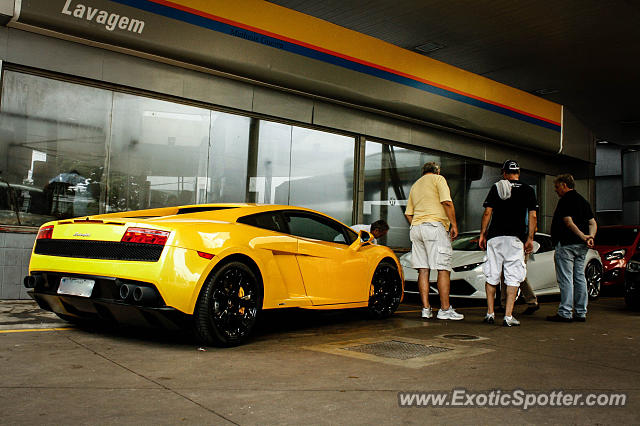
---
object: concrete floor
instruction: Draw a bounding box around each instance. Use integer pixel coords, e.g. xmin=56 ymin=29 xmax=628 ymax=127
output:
xmin=1 ymin=296 xmax=639 ymax=425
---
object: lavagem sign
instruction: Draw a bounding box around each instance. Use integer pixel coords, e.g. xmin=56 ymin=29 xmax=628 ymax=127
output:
xmin=61 ymin=0 xmax=145 ymax=34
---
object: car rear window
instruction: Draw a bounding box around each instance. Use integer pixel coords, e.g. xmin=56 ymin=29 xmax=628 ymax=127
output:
xmin=237 ymin=212 xmax=287 ymax=233
xmin=595 ymin=228 xmax=639 ymax=246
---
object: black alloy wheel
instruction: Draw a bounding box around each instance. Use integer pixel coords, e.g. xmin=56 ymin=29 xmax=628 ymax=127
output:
xmin=368 ymin=261 xmax=403 ymax=319
xmin=194 ymin=261 xmax=261 ymax=346
xmin=586 ymin=260 xmax=602 ymax=300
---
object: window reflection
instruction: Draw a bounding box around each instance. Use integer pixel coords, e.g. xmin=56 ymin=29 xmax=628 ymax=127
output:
xmin=363 ymin=142 xmax=436 ymax=248
xmin=364 ymin=140 xmax=540 ymax=249
xmin=107 ymin=94 xmax=210 ymax=211
xmin=0 ymin=72 xmax=110 ymax=225
xmin=207 ymin=112 xmax=250 ymax=203
xmin=289 ymin=127 xmax=354 ymax=224
xmin=248 ymin=122 xmax=355 ymax=224
xmin=250 ymin=121 xmax=292 ymax=205
xmin=0 ymin=71 xmax=541 ymax=234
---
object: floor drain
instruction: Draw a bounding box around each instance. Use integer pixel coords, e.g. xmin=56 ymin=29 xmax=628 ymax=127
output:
xmin=343 ymin=340 xmax=452 ymax=360
xmin=442 ymin=334 xmax=479 ymax=340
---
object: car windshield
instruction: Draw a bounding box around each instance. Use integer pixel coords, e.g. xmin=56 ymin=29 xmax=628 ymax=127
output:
xmin=451 ymin=233 xmax=480 ymax=251
xmin=595 ymin=228 xmax=639 ymax=247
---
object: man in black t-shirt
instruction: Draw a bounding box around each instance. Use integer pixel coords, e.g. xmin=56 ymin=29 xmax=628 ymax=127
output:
xmin=479 ymin=160 xmax=538 ymax=327
xmin=547 ymin=174 xmax=597 ymax=323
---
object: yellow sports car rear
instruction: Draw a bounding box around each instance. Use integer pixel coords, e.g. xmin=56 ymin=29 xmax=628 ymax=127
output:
xmin=25 ymin=204 xmax=403 ymax=346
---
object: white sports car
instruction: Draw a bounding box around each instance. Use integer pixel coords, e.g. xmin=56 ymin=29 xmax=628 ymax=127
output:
xmin=400 ymin=232 xmax=603 ymax=299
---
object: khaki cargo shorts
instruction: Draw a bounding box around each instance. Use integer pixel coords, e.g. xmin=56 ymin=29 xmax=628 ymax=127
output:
xmin=409 ymin=222 xmax=452 ymax=271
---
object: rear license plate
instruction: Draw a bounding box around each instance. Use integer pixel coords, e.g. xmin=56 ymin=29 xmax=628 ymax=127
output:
xmin=58 ymin=277 xmax=95 ymax=297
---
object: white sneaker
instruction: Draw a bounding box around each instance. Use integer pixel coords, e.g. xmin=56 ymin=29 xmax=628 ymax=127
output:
xmin=421 ymin=307 xmax=433 ymax=319
xmin=503 ymin=315 xmax=520 ymax=327
xmin=437 ymin=306 xmax=464 ymax=320
xmin=483 ymin=313 xmax=495 ymax=324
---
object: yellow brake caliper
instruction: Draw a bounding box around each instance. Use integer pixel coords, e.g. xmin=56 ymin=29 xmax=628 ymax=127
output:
xmin=238 ymin=287 xmax=245 ymax=315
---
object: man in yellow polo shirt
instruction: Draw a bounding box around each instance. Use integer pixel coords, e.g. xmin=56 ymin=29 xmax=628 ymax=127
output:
xmin=405 ymin=162 xmax=463 ymax=320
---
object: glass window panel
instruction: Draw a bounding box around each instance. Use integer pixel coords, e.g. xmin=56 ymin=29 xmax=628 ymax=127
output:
xmin=465 ymin=164 xmax=501 ymax=232
xmin=249 ymin=122 xmax=355 ymax=224
xmin=363 ymin=141 xmax=543 ymax=249
xmin=107 ymin=93 xmax=210 ymax=211
xmin=0 ymin=71 xmax=111 ymax=226
xmin=207 ymin=111 xmax=250 ymax=202
xmin=439 ymin=157 xmax=466 ymax=229
xmin=466 ymin=165 xmax=540 ymax=232
xmin=363 ymin=141 xmax=438 ymax=248
xmin=289 ymin=127 xmax=354 ymax=224
xmin=250 ymin=121 xmax=292 ymax=205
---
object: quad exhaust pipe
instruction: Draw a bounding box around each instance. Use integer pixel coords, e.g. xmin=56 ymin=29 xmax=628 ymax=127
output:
xmin=132 ymin=286 xmax=157 ymax=305
xmin=24 ymin=275 xmax=38 ymax=288
xmin=119 ymin=283 xmax=135 ymax=300
xmin=119 ymin=283 xmax=157 ymax=305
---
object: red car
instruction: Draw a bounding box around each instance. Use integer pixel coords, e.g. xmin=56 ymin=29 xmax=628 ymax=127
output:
xmin=595 ymin=225 xmax=640 ymax=290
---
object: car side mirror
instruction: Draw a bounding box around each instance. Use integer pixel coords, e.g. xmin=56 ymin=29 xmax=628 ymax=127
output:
xmin=350 ymin=230 xmax=373 ymax=251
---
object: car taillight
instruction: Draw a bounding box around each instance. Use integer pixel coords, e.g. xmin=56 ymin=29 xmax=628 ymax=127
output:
xmin=37 ymin=225 xmax=54 ymax=240
xmin=121 ymin=228 xmax=170 ymax=245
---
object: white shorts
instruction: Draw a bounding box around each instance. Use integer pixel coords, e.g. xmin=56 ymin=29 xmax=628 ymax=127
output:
xmin=483 ymin=236 xmax=526 ymax=287
xmin=409 ymin=222 xmax=452 ymax=271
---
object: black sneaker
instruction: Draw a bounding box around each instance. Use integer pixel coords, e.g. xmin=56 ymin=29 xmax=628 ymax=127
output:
xmin=574 ymin=316 xmax=586 ymax=322
xmin=522 ymin=304 xmax=540 ymax=315
xmin=483 ymin=314 xmax=495 ymax=324
xmin=546 ymin=314 xmax=572 ymax=323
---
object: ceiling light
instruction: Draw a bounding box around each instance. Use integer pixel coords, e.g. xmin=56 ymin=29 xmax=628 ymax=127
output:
xmin=414 ymin=42 xmax=446 ymax=55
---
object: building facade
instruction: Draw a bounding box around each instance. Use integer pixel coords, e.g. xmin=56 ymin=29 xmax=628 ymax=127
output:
xmin=0 ymin=0 xmax=595 ymax=298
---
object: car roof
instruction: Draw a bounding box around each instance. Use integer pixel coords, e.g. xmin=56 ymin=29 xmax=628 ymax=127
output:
xmin=135 ymin=203 xmax=352 ymax=228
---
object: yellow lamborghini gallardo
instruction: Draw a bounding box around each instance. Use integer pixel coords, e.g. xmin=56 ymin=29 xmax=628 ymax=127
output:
xmin=24 ymin=204 xmax=403 ymax=346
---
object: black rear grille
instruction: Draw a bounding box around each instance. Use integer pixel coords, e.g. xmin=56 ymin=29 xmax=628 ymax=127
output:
xmin=34 ymin=239 xmax=164 ymax=261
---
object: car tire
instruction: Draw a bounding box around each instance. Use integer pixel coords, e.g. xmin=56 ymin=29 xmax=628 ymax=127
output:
xmin=194 ymin=261 xmax=262 ymax=347
xmin=586 ymin=260 xmax=602 ymax=300
xmin=367 ymin=261 xmax=403 ymax=319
